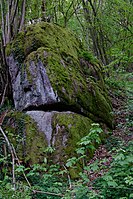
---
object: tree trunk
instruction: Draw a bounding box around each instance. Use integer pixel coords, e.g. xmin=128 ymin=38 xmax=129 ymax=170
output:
xmin=0 ymin=0 xmax=26 ymax=106
xmin=82 ymin=0 xmax=109 ymax=65
xmin=19 ymin=0 xmax=26 ymax=32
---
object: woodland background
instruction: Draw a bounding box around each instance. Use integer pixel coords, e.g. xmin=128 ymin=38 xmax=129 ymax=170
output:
xmin=0 ymin=0 xmax=133 ymax=198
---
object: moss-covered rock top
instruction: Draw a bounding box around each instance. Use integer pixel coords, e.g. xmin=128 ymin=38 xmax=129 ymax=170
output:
xmin=6 ymin=22 xmax=81 ymax=62
xmin=6 ymin=22 xmax=113 ymax=128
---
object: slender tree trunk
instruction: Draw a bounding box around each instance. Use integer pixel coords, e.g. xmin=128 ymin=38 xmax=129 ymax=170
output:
xmin=19 ymin=0 xmax=26 ymax=32
xmin=41 ymin=0 xmax=47 ymax=21
xmin=81 ymin=0 xmax=109 ymax=65
xmin=1 ymin=0 xmax=6 ymax=46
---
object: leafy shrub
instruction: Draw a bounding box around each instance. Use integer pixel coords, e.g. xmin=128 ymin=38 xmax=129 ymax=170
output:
xmin=0 ymin=181 xmax=31 ymax=199
xmin=93 ymin=141 xmax=133 ymax=199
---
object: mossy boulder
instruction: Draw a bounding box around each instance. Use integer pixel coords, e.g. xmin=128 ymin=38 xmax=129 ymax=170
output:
xmin=4 ymin=110 xmax=94 ymax=166
xmin=6 ymin=22 xmax=113 ymax=128
xmin=26 ymin=110 xmax=94 ymax=163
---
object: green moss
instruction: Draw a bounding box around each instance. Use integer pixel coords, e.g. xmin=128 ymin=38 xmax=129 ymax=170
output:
xmin=69 ymin=166 xmax=82 ymax=179
xmin=5 ymin=21 xmax=113 ymax=128
xmin=77 ymin=81 xmax=113 ymax=127
xmin=4 ymin=111 xmax=47 ymax=164
xmin=24 ymin=115 xmax=47 ymax=164
xmin=25 ymin=47 xmax=84 ymax=104
xmin=5 ymin=43 xmax=12 ymax=57
xmin=79 ymin=50 xmax=99 ymax=65
xmin=6 ymin=32 xmax=25 ymax=63
xmin=6 ymin=22 xmax=80 ymax=63
xmin=51 ymin=112 xmax=107 ymax=178
xmin=51 ymin=112 xmax=93 ymax=161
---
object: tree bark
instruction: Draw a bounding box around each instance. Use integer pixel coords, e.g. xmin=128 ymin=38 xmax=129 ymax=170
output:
xmin=19 ymin=0 xmax=26 ymax=32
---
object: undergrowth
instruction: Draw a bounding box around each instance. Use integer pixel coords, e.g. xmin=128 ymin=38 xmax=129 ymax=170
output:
xmin=0 ymin=71 xmax=133 ymax=198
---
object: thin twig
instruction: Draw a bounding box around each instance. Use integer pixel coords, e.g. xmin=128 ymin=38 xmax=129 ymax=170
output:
xmin=0 ymin=125 xmax=31 ymax=188
xmin=0 ymin=83 xmax=8 ymax=106
xmin=63 ymin=165 xmax=72 ymax=189
xmin=0 ymin=110 xmax=8 ymax=126
xmin=32 ymin=189 xmax=64 ymax=197
xmin=0 ymin=126 xmax=16 ymax=189
xmin=12 ymin=145 xmax=32 ymax=188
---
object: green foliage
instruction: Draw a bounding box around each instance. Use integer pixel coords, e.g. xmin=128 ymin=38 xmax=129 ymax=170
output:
xmin=66 ymin=123 xmax=103 ymax=168
xmin=76 ymin=123 xmax=103 ymax=160
xmin=0 ymin=117 xmax=132 ymax=199
xmin=0 ymin=100 xmax=13 ymax=115
xmin=1 ymin=0 xmax=132 ymax=198
xmin=0 ymin=180 xmax=31 ymax=199
xmin=79 ymin=51 xmax=99 ymax=64
xmin=93 ymin=141 xmax=133 ymax=198
xmin=63 ymin=141 xmax=133 ymax=199
xmin=0 ymin=123 xmax=103 ymax=198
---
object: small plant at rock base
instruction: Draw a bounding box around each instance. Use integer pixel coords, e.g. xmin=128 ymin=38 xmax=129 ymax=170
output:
xmin=66 ymin=123 xmax=103 ymax=168
xmin=66 ymin=123 xmax=103 ymax=170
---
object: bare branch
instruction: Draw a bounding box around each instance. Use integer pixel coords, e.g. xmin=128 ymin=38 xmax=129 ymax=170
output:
xmin=11 ymin=0 xmax=19 ymax=25
xmin=12 ymin=145 xmax=32 ymax=188
xmin=32 ymin=189 xmax=64 ymax=197
xmin=0 ymin=0 xmax=6 ymax=46
xmin=0 ymin=83 xmax=8 ymax=106
xmin=63 ymin=165 xmax=72 ymax=189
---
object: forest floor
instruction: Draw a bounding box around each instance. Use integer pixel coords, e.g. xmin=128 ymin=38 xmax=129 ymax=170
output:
xmin=86 ymin=71 xmax=133 ymax=187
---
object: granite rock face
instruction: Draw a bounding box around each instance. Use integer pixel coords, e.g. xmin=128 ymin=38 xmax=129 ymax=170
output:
xmin=6 ymin=55 xmax=58 ymax=110
xmin=26 ymin=111 xmax=54 ymax=147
